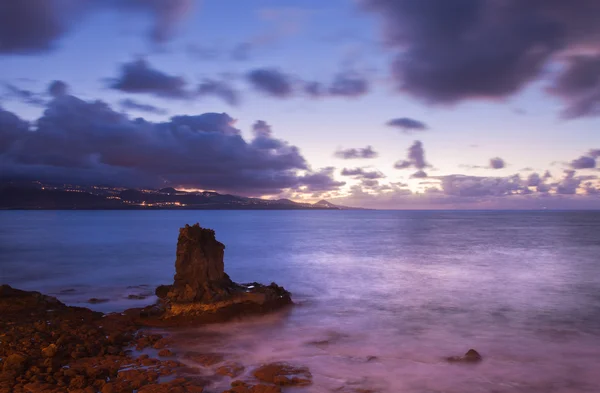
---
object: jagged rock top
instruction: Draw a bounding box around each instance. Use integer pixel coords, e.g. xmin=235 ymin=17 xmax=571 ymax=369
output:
xmin=166 ymin=223 xmax=234 ymax=303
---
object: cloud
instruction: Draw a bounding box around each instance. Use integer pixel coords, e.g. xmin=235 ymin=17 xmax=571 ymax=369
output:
xmin=328 ymin=72 xmax=369 ymax=97
xmin=394 ymin=141 xmax=429 ymax=176
xmin=246 ymin=68 xmax=294 ymax=98
xmin=550 ymin=55 xmax=600 ymax=118
xmin=341 ymin=167 xmax=385 ymax=180
xmin=361 ymin=0 xmax=600 ymax=108
xmin=570 ymin=155 xmax=596 ymax=169
xmin=298 ymin=167 xmax=346 ymax=192
xmin=0 ymin=0 xmax=193 ymax=54
xmin=3 ymin=83 xmax=45 ymax=106
xmin=334 ymin=146 xmax=378 ymax=159
xmin=556 ymin=170 xmax=581 ymax=195
xmin=439 ymin=174 xmax=525 ymax=197
xmin=48 ymin=80 xmax=68 ymax=98
xmin=109 ymin=59 xmax=191 ymax=99
xmin=115 ymin=0 xmax=193 ymax=43
xmin=386 ymin=117 xmax=428 ymax=133
xmin=588 ymin=149 xmax=600 ymax=158
xmin=119 ymin=98 xmax=168 ymax=115
xmin=197 ymin=79 xmax=240 ymax=106
xmin=0 ymin=92 xmax=345 ymax=196
xmin=490 ymin=157 xmax=506 ymax=169
xmin=305 ymin=72 xmax=370 ymax=98
xmin=527 ymin=173 xmax=542 ymax=187
xmin=411 ymin=170 xmax=427 ymax=179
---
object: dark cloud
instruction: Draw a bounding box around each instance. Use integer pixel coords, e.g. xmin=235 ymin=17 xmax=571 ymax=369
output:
xmin=48 ymin=80 xmax=68 ymax=98
xmin=362 ymin=0 xmax=600 ymax=107
xmin=305 ymin=72 xmax=370 ymax=98
xmin=440 ymin=174 xmax=524 ymax=197
xmin=114 ymin=0 xmax=193 ymax=43
xmin=527 ymin=173 xmax=542 ymax=187
xmin=328 ymin=73 xmax=369 ymax=97
xmin=252 ymin=120 xmax=273 ymax=138
xmin=334 ymin=146 xmax=378 ymax=159
xmin=298 ymin=167 xmax=346 ymax=192
xmin=197 ymin=79 xmax=240 ymax=106
xmin=109 ymin=59 xmax=191 ymax=99
xmin=394 ymin=141 xmax=428 ymax=175
xmin=490 ymin=157 xmax=506 ymax=169
xmin=0 ymin=92 xmax=344 ymax=196
xmin=570 ymin=155 xmax=596 ymax=169
xmin=386 ymin=117 xmax=428 ymax=133
xmin=3 ymin=83 xmax=45 ymax=106
xmin=588 ymin=149 xmax=600 ymax=158
xmin=0 ymin=106 xmax=30 ymax=153
xmin=119 ymin=98 xmax=168 ymax=115
xmin=246 ymin=68 xmax=294 ymax=98
xmin=341 ymin=167 xmax=385 ymax=180
xmin=0 ymin=0 xmax=193 ymax=54
xmin=411 ymin=170 xmax=427 ymax=179
xmin=550 ymin=55 xmax=600 ymax=118
xmin=556 ymin=170 xmax=581 ymax=195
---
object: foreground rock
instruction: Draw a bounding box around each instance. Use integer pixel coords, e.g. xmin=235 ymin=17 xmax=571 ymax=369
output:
xmin=446 ymin=349 xmax=483 ymax=363
xmin=136 ymin=224 xmax=292 ymax=326
xmin=253 ymin=363 xmax=312 ymax=386
xmin=0 ymin=285 xmax=208 ymax=393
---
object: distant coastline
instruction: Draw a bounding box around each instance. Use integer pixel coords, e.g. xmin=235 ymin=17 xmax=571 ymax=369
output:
xmin=0 ymin=182 xmax=361 ymax=210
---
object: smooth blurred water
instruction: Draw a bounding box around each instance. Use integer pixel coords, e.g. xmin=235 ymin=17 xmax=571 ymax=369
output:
xmin=1 ymin=210 xmax=600 ymax=392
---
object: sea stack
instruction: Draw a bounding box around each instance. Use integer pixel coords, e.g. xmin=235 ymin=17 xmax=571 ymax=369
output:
xmin=147 ymin=223 xmax=292 ymax=325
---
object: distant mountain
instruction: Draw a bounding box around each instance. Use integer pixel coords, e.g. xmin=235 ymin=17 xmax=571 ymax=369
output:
xmin=0 ymin=183 xmax=363 ymax=210
xmin=313 ymin=199 xmax=356 ymax=210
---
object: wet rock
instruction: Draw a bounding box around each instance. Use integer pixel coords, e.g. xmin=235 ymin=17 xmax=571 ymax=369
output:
xmin=142 ymin=223 xmax=292 ymax=326
xmin=225 ymin=383 xmax=282 ymax=393
xmin=252 ymin=362 xmax=312 ymax=386
xmin=447 ymin=348 xmax=483 ymax=363
xmin=183 ymin=352 xmax=224 ymax=366
xmin=157 ymin=349 xmax=174 ymax=357
xmin=2 ymin=354 xmax=28 ymax=373
xmin=216 ymin=362 xmax=245 ymax=378
xmin=41 ymin=344 xmax=58 ymax=358
xmin=163 ymin=224 xmax=232 ymax=303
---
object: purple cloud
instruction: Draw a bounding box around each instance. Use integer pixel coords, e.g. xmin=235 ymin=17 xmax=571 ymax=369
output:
xmin=0 ymin=92 xmax=345 ymax=196
xmin=334 ymin=146 xmax=378 ymax=159
xmin=197 ymin=79 xmax=240 ymax=106
xmin=362 ymin=0 xmax=600 ymax=108
xmin=550 ymin=55 xmax=600 ymax=118
xmin=490 ymin=157 xmax=506 ymax=169
xmin=570 ymin=155 xmax=596 ymax=169
xmin=109 ymin=59 xmax=191 ymax=99
xmin=119 ymin=99 xmax=168 ymax=115
xmin=394 ymin=141 xmax=429 ymax=175
xmin=48 ymin=80 xmax=68 ymax=98
xmin=3 ymin=83 xmax=45 ymax=106
xmin=247 ymin=68 xmax=294 ymax=98
xmin=341 ymin=167 xmax=385 ymax=180
xmin=387 ymin=117 xmax=428 ymax=133
xmin=0 ymin=0 xmax=193 ymax=54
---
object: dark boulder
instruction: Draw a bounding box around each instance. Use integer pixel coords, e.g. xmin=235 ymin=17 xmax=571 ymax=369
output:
xmin=142 ymin=223 xmax=292 ymax=326
xmin=447 ymin=348 xmax=483 ymax=363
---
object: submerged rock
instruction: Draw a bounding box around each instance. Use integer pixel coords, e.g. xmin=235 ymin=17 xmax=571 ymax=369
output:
xmin=446 ymin=348 xmax=483 ymax=363
xmin=139 ymin=223 xmax=292 ymax=325
xmin=253 ymin=362 xmax=312 ymax=386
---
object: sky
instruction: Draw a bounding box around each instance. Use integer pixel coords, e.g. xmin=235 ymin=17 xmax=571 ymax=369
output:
xmin=1 ymin=0 xmax=599 ymax=209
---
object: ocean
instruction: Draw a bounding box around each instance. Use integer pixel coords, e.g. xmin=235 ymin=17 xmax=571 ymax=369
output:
xmin=1 ymin=210 xmax=599 ymax=392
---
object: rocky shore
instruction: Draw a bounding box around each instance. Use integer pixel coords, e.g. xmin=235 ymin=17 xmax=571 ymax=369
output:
xmin=0 ymin=224 xmax=301 ymax=393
